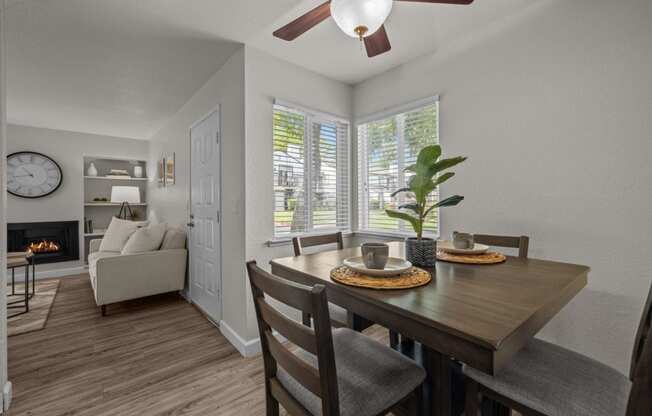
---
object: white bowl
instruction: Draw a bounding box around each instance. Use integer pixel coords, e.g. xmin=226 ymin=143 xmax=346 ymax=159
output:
xmin=437 ymin=240 xmax=490 ymax=255
xmin=343 ymin=257 xmax=412 ymax=277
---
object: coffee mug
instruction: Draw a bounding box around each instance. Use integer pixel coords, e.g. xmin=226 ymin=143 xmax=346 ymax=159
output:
xmin=453 ymin=232 xmax=474 ymax=249
xmin=361 ymin=243 xmax=389 ymax=270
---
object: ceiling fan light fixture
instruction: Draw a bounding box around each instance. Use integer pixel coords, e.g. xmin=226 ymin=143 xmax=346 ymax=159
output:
xmin=331 ymin=0 xmax=393 ymax=39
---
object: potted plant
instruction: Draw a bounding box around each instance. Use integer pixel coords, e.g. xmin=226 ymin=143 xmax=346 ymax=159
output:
xmin=386 ymin=145 xmax=466 ymax=267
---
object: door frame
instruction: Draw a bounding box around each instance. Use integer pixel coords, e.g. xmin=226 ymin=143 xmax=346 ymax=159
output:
xmin=188 ymin=106 xmax=223 ymax=324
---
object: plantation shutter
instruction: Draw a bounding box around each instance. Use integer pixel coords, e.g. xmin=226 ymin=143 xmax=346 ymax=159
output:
xmin=273 ymin=102 xmax=350 ymax=238
xmin=357 ymin=98 xmax=439 ymax=235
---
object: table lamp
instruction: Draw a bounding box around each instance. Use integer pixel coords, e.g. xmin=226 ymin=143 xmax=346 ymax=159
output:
xmin=110 ymin=186 xmax=140 ymax=220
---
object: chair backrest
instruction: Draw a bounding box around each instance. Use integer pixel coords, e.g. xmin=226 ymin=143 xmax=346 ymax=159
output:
xmin=627 ymin=322 xmax=652 ymax=416
xmin=471 ymin=234 xmax=530 ymax=258
xmin=246 ymin=261 xmax=340 ymax=416
xmin=630 ymin=283 xmax=652 ymax=380
xmin=292 ymin=232 xmax=344 ymax=256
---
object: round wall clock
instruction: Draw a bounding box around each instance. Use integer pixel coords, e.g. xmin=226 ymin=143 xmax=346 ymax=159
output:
xmin=7 ymin=151 xmax=63 ymax=198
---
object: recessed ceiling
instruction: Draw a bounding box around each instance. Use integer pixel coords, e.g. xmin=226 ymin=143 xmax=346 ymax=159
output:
xmin=6 ymin=0 xmax=538 ymax=139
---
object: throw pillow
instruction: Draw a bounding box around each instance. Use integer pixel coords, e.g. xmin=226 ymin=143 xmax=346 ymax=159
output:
xmin=99 ymin=217 xmax=149 ymax=252
xmin=160 ymin=227 xmax=187 ymax=250
xmin=121 ymin=222 xmax=168 ymax=254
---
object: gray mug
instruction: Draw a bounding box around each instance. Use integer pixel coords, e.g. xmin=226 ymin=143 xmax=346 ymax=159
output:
xmin=453 ymin=232 xmax=474 ymax=249
xmin=361 ymin=243 xmax=389 ymax=270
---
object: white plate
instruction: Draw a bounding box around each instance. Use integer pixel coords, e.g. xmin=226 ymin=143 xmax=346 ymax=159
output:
xmin=437 ymin=240 xmax=490 ymax=255
xmin=343 ymin=257 xmax=412 ymax=277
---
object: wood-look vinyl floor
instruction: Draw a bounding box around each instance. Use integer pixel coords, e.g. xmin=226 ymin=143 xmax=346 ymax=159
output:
xmin=7 ymin=274 xmax=389 ymax=416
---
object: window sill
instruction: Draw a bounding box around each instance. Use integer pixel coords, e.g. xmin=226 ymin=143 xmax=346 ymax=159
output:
xmin=266 ymin=230 xmax=439 ymax=247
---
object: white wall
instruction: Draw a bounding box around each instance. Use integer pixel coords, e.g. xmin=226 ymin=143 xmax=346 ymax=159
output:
xmin=6 ymin=125 xmax=148 ymax=273
xmin=243 ymin=47 xmax=353 ymax=339
xmin=147 ymin=47 xmax=248 ymax=339
xmin=353 ymin=0 xmax=652 ymax=373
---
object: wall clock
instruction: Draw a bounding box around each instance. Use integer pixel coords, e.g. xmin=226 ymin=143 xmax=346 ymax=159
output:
xmin=7 ymin=151 xmax=63 ymax=198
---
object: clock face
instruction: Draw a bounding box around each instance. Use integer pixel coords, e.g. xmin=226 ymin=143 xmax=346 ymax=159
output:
xmin=7 ymin=152 xmax=63 ymax=198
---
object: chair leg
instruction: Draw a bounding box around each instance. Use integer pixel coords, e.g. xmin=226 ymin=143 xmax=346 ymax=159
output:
xmin=266 ymin=388 xmax=279 ymax=416
xmin=411 ymin=385 xmax=424 ymax=416
xmin=465 ymin=378 xmax=480 ymax=416
xmin=389 ymin=330 xmax=400 ymax=349
xmin=101 ymin=305 xmax=107 ymax=316
xmin=302 ymin=312 xmax=311 ymax=327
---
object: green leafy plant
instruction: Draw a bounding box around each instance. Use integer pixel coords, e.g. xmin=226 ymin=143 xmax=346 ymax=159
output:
xmin=386 ymin=145 xmax=467 ymax=241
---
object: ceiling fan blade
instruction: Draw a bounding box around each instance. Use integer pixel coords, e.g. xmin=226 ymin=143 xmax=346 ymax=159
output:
xmin=273 ymin=1 xmax=332 ymax=41
xmin=395 ymin=0 xmax=474 ymax=4
xmin=364 ymin=26 xmax=392 ymax=58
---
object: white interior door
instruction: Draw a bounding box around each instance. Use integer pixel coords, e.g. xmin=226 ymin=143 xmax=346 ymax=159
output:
xmin=189 ymin=109 xmax=221 ymax=322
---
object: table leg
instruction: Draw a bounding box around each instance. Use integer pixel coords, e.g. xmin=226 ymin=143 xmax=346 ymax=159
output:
xmin=427 ymin=346 xmax=452 ymax=416
xmin=481 ymin=399 xmax=511 ymax=416
xmin=25 ymin=264 xmax=30 ymax=313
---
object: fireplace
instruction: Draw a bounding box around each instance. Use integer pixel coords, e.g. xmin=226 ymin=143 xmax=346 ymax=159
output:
xmin=7 ymin=221 xmax=79 ymax=264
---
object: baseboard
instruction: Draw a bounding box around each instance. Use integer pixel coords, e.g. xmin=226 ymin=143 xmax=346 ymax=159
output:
xmin=219 ymin=320 xmax=261 ymax=358
xmin=9 ymin=266 xmax=86 ymax=281
xmin=2 ymin=381 xmax=12 ymax=412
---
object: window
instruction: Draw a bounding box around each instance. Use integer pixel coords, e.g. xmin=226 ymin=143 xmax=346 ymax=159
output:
xmin=273 ymin=102 xmax=350 ymax=238
xmin=357 ymin=98 xmax=439 ymax=235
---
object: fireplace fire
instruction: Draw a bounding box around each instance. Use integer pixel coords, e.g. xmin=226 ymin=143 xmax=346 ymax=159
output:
xmin=27 ymin=240 xmax=61 ymax=254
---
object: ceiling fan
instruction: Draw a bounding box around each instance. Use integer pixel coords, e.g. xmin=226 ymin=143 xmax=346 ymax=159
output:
xmin=273 ymin=0 xmax=474 ymax=58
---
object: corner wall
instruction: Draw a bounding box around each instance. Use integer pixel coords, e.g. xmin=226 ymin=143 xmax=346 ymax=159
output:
xmin=353 ymin=0 xmax=652 ymax=373
xmin=147 ymin=47 xmax=248 ymax=340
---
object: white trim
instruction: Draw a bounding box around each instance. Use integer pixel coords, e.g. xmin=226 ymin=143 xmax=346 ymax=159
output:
xmin=2 ymin=381 xmax=11 ymax=412
xmin=219 ymin=320 xmax=261 ymax=358
xmin=10 ymin=266 xmax=86 ymax=281
xmin=274 ymin=98 xmax=350 ymax=125
xmin=355 ymin=94 xmax=440 ymax=126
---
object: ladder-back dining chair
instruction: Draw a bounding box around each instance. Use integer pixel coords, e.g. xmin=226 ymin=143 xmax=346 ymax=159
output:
xmin=463 ymin=282 xmax=652 ymax=416
xmin=472 ymin=234 xmax=530 ymax=259
xmin=246 ymin=261 xmax=426 ymax=416
xmin=292 ymin=232 xmax=356 ymax=329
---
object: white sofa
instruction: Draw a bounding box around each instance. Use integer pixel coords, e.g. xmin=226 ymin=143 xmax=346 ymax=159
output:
xmin=88 ymin=228 xmax=187 ymax=316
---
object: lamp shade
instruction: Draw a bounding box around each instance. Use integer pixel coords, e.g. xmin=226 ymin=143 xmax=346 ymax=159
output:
xmin=331 ymin=0 xmax=393 ymax=38
xmin=110 ymin=186 xmax=141 ymax=204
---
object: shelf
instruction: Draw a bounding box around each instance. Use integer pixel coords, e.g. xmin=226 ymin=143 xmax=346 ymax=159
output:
xmin=84 ymin=229 xmax=107 ymax=237
xmin=84 ymin=176 xmax=148 ymax=181
xmin=84 ymin=202 xmax=148 ymax=207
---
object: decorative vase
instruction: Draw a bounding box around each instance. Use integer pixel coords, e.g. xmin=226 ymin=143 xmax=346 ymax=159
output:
xmin=134 ymin=166 xmax=143 ymax=178
xmin=405 ymin=237 xmax=437 ymax=268
xmin=87 ymin=162 xmax=98 ymax=177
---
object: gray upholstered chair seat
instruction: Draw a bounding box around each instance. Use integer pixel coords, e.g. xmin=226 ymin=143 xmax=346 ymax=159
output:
xmin=278 ymin=328 xmax=426 ymax=416
xmin=463 ymin=338 xmax=632 ymax=416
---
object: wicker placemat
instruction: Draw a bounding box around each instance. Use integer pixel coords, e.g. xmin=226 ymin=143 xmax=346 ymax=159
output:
xmin=330 ymin=266 xmax=432 ymax=290
xmin=436 ymin=250 xmax=507 ymax=264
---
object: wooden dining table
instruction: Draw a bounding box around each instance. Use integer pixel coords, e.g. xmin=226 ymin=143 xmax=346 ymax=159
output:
xmin=270 ymin=241 xmax=589 ymax=416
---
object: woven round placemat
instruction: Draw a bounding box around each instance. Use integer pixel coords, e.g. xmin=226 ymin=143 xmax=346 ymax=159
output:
xmin=436 ymin=250 xmax=507 ymax=264
xmin=330 ymin=266 xmax=432 ymax=290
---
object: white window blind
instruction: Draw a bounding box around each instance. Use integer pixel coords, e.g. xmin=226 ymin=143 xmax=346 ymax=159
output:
xmin=357 ymin=99 xmax=439 ymax=235
xmin=273 ymin=102 xmax=350 ymax=238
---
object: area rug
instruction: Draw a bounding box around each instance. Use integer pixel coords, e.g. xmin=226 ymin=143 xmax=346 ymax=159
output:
xmin=7 ymin=279 xmax=60 ymax=337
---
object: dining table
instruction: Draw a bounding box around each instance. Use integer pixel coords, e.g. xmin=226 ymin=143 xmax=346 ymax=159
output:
xmin=270 ymin=241 xmax=589 ymax=416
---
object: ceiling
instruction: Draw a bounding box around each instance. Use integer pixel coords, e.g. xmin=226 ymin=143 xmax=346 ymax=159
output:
xmin=5 ymin=0 xmax=536 ymax=139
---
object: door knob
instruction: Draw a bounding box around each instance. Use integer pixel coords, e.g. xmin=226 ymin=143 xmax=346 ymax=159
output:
xmin=187 ymin=222 xmax=195 ymax=227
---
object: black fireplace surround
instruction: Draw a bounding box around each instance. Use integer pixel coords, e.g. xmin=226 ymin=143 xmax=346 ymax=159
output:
xmin=7 ymin=221 xmax=79 ymax=264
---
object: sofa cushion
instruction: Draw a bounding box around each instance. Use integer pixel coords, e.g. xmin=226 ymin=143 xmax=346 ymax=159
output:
xmin=160 ymin=227 xmax=187 ymax=250
xmin=88 ymin=250 xmax=121 ymax=282
xmin=99 ymin=217 xmax=149 ymax=252
xmin=121 ymin=223 xmax=168 ymax=254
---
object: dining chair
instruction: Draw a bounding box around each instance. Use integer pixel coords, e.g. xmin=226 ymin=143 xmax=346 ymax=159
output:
xmin=472 ymin=234 xmax=530 ymax=259
xmin=292 ymin=232 xmax=357 ymax=329
xmin=246 ymin=261 xmax=426 ymax=416
xmin=463 ymin=282 xmax=652 ymax=416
